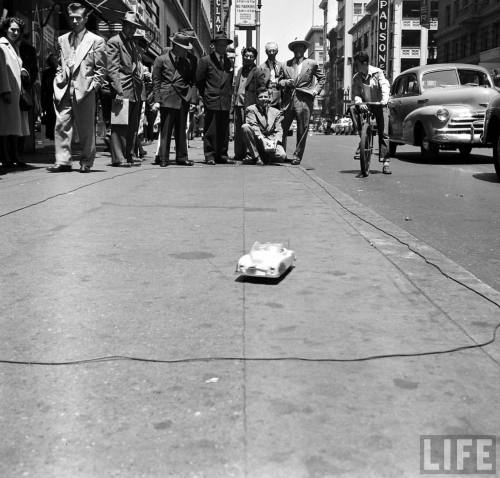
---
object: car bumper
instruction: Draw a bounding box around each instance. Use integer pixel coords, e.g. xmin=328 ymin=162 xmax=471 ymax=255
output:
xmin=432 ymin=120 xmax=485 ymax=145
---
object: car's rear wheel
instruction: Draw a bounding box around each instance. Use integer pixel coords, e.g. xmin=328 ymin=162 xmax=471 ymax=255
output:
xmin=421 ymin=137 xmax=439 ymax=161
xmin=458 ymin=145 xmax=472 ymax=157
xmin=493 ymin=135 xmax=500 ymax=180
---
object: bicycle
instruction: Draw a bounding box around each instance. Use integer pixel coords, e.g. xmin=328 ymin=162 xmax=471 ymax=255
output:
xmin=354 ymin=102 xmax=382 ymax=177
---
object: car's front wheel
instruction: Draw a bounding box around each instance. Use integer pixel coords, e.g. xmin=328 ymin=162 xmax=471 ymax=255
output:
xmin=421 ymin=137 xmax=439 ymax=161
xmin=493 ymin=135 xmax=500 ymax=180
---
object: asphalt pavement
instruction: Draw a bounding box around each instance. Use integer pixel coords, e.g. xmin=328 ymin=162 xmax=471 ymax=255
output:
xmin=1 ymin=138 xmax=500 ymax=477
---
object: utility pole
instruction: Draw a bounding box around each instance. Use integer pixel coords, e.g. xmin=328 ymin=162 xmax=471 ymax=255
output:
xmin=256 ymin=0 xmax=262 ymax=62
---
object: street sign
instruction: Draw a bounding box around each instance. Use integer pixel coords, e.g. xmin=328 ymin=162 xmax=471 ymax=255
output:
xmin=235 ymin=0 xmax=256 ymax=28
xmin=212 ymin=0 xmax=223 ymax=34
xmin=377 ymin=0 xmax=389 ymax=73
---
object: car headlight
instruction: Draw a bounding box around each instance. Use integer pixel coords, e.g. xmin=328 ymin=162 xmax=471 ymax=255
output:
xmin=436 ymin=108 xmax=450 ymax=122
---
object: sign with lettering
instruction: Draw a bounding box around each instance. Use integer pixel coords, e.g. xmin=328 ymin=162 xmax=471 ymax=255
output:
xmin=235 ymin=0 xmax=256 ymax=27
xmin=212 ymin=0 xmax=223 ymax=34
xmin=420 ymin=0 xmax=431 ymax=28
xmin=377 ymin=0 xmax=389 ymax=72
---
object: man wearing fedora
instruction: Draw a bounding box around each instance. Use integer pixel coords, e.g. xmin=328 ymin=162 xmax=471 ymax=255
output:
xmin=152 ymin=32 xmax=194 ymax=166
xmin=106 ymin=11 xmax=146 ymax=167
xmin=48 ymin=2 xmax=106 ymax=173
xmin=280 ymin=39 xmax=325 ymax=165
xmin=196 ymin=32 xmax=235 ymax=165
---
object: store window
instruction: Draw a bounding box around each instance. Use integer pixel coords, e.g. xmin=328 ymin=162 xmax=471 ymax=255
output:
xmin=402 ymin=1 xmax=420 ymax=18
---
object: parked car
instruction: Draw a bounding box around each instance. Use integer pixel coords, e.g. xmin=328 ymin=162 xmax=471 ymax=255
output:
xmin=481 ymin=95 xmax=500 ymax=179
xmin=388 ymin=63 xmax=499 ymax=159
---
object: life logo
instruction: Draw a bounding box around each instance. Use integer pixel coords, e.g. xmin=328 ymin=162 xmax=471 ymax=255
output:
xmin=420 ymin=435 xmax=496 ymax=474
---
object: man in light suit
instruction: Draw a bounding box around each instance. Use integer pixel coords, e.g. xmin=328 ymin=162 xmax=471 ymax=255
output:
xmin=255 ymin=41 xmax=284 ymax=109
xmin=232 ymin=46 xmax=258 ymax=161
xmin=196 ymin=32 xmax=235 ymax=165
xmin=107 ymin=12 xmax=146 ymax=167
xmin=280 ymin=39 xmax=325 ymax=165
xmin=48 ymin=3 xmax=106 ymax=173
xmin=242 ymin=87 xmax=286 ymax=165
xmin=152 ymin=32 xmax=194 ymax=167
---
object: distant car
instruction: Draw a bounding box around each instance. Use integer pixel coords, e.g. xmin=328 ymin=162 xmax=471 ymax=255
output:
xmin=388 ymin=63 xmax=499 ymax=159
xmin=481 ymin=94 xmax=500 ymax=179
xmin=236 ymin=242 xmax=296 ymax=278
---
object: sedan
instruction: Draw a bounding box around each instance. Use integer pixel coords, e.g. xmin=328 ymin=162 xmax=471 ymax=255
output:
xmin=388 ymin=64 xmax=499 ymax=159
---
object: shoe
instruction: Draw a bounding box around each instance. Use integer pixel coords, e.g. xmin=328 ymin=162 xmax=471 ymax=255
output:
xmin=176 ymin=159 xmax=193 ymax=166
xmin=256 ymin=158 xmax=264 ymax=166
xmin=80 ymin=165 xmax=91 ymax=173
xmin=154 ymin=155 xmax=160 ymax=165
xmin=382 ymin=164 xmax=392 ymax=175
xmin=291 ymin=157 xmax=301 ymax=165
xmin=160 ymin=159 xmax=168 ymax=167
xmin=206 ymin=158 xmax=216 ymax=165
xmin=16 ymin=160 xmax=28 ymax=168
xmin=242 ymin=156 xmax=256 ymax=165
xmin=111 ymin=163 xmax=131 ymax=168
xmin=218 ymin=157 xmax=235 ymax=164
xmin=47 ymin=164 xmax=72 ymax=172
xmin=354 ymin=146 xmax=360 ymax=160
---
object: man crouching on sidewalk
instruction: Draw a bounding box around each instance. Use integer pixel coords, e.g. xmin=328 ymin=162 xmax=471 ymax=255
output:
xmin=241 ymin=87 xmax=286 ymax=165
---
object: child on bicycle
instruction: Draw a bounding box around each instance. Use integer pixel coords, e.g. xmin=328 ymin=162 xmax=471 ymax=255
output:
xmin=350 ymin=51 xmax=392 ymax=175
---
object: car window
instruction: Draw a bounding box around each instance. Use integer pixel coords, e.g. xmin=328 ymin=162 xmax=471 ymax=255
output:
xmin=391 ymin=78 xmax=401 ymax=96
xmin=422 ymin=69 xmax=459 ymax=89
xmin=395 ymin=77 xmax=408 ymax=97
xmin=457 ymin=69 xmax=492 ymax=87
xmin=407 ymin=74 xmax=419 ymax=95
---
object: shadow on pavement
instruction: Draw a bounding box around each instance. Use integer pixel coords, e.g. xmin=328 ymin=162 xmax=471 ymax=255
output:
xmin=395 ymin=151 xmax=491 ymax=165
xmin=234 ymin=266 xmax=294 ymax=285
xmin=473 ymin=172 xmax=499 ymax=183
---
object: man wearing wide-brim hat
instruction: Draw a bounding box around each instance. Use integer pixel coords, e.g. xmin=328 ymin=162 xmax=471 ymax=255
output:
xmin=151 ymin=32 xmax=195 ymax=166
xmin=195 ymin=32 xmax=235 ymax=164
xmin=278 ymin=38 xmax=325 ymax=165
xmin=106 ymin=11 xmax=148 ymax=166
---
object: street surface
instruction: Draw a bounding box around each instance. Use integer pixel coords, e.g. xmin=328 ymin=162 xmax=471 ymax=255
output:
xmin=0 ymin=137 xmax=499 ymax=477
xmin=302 ymin=134 xmax=500 ymax=293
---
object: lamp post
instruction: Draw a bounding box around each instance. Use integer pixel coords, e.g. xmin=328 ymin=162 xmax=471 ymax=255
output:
xmin=256 ymin=0 xmax=262 ymax=63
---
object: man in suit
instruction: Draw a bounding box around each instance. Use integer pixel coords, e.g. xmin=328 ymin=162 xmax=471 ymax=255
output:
xmin=107 ymin=12 xmax=146 ymax=167
xmin=255 ymin=41 xmax=284 ymax=109
xmin=152 ymin=32 xmax=194 ymax=167
xmin=196 ymin=32 xmax=235 ymax=165
xmin=48 ymin=2 xmax=106 ymax=173
xmin=242 ymin=87 xmax=286 ymax=165
xmin=280 ymin=39 xmax=325 ymax=165
xmin=232 ymin=46 xmax=258 ymax=161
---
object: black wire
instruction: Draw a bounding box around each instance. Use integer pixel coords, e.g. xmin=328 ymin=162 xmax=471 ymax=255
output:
xmin=1 ymin=166 xmax=499 ymax=367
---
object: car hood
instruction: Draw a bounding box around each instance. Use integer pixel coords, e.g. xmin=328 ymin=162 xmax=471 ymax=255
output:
xmin=422 ymin=86 xmax=499 ymax=108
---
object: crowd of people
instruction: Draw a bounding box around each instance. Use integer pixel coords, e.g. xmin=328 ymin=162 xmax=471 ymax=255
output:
xmin=0 ymin=2 xmax=329 ymax=173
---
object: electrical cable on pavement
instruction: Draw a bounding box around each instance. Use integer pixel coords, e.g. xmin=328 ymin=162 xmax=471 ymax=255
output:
xmin=0 ymin=167 xmax=499 ymax=367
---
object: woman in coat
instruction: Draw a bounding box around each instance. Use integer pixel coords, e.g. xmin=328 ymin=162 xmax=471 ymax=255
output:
xmin=0 ymin=17 xmax=30 ymax=168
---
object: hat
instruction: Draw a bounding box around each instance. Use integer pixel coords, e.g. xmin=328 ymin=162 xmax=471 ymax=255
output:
xmin=210 ymin=32 xmax=233 ymax=45
xmin=133 ymin=32 xmax=149 ymax=47
xmin=170 ymin=32 xmax=193 ymax=50
xmin=179 ymin=28 xmax=196 ymax=39
xmin=354 ymin=51 xmax=370 ymax=63
xmin=123 ymin=11 xmax=144 ymax=29
xmin=288 ymin=39 xmax=310 ymax=51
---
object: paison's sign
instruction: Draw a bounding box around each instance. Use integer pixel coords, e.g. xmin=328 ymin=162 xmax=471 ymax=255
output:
xmin=378 ymin=0 xmax=389 ymax=72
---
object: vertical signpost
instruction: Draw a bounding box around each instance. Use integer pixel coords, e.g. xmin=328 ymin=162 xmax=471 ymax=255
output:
xmin=212 ymin=0 xmax=223 ymax=35
xmin=377 ymin=0 xmax=389 ymax=73
xmin=235 ymin=0 xmax=256 ymax=48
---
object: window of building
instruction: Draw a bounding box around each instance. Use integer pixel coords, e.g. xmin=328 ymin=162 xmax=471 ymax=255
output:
xmin=453 ymin=0 xmax=459 ymax=18
xmin=401 ymin=30 xmax=421 ymax=48
xmin=402 ymin=1 xmax=420 ymax=17
xmin=430 ymin=1 xmax=439 ymax=20
xmin=481 ymin=30 xmax=489 ymax=51
xmin=443 ymin=42 xmax=450 ymax=62
xmin=470 ymin=32 xmax=477 ymax=54
xmin=446 ymin=5 xmax=451 ymax=26
xmin=494 ymin=23 xmax=500 ymax=48
xmin=461 ymin=36 xmax=467 ymax=57
xmin=353 ymin=3 xmax=363 ymax=15
xmin=363 ymin=33 xmax=368 ymax=49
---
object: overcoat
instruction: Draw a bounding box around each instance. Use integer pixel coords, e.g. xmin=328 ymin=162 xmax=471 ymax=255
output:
xmin=196 ymin=52 xmax=233 ymax=111
xmin=233 ymin=65 xmax=258 ymax=108
xmin=0 ymin=37 xmax=29 ymax=136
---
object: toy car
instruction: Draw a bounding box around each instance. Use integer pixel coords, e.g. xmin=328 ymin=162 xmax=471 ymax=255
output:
xmin=236 ymin=242 xmax=296 ymax=278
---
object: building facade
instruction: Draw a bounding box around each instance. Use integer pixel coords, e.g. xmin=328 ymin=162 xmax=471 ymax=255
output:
xmin=435 ymin=0 xmax=500 ymax=78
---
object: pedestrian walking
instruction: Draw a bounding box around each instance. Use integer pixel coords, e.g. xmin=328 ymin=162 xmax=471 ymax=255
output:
xmin=47 ymin=3 xmax=106 ymax=173
xmin=107 ymin=11 xmax=146 ymax=167
xmin=152 ymin=32 xmax=195 ymax=167
xmin=255 ymin=41 xmax=284 ymax=109
xmin=232 ymin=46 xmax=258 ymax=161
xmin=242 ymin=88 xmax=286 ymax=165
xmin=0 ymin=16 xmax=30 ymax=170
xmin=280 ymin=39 xmax=325 ymax=165
xmin=196 ymin=32 xmax=235 ymax=165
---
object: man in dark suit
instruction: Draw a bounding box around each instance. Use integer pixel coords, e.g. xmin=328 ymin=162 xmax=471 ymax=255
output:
xmin=152 ymin=32 xmax=194 ymax=167
xmin=255 ymin=41 xmax=284 ymax=109
xmin=196 ymin=32 xmax=235 ymax=165
xmin=107 ymin=12 xmax=146 ymax=167
xmin=232 ymin=46 xmax=258 ymax=161
xmin=280 ymin=39 xmax=325 ymax=165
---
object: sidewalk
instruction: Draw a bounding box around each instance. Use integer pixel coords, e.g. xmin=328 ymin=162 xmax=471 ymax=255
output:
xmin=1 ymin=139 xmax=499 ymax=477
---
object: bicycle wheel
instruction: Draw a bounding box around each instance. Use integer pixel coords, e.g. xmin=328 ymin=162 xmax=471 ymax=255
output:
xmin=359 ymin=123 xmax=372 ymax=177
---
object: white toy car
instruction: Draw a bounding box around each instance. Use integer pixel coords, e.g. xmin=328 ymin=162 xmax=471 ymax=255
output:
xmin=236 ymin=242 xmax=296 ymax=278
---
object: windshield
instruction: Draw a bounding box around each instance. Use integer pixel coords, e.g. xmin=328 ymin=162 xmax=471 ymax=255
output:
xmin=422 ymin=68 xmax=492 ymax=90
